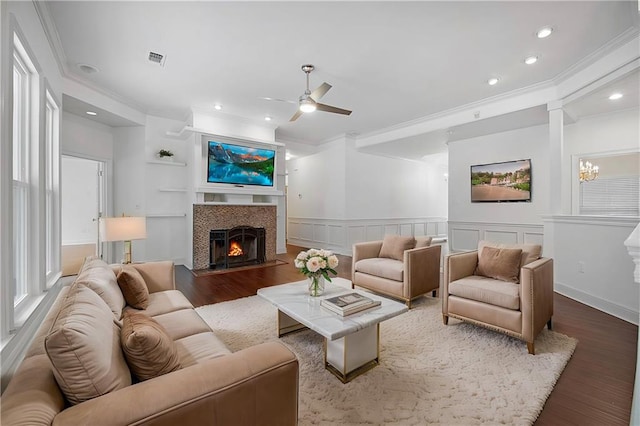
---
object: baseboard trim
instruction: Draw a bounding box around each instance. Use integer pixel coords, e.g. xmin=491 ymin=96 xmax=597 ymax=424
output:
xmin=555 ymin=282 xmax=638 ymax=325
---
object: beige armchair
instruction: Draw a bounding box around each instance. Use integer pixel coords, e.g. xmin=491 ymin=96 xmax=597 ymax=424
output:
xmin=442 ymin=241 xmax=554 ymax=354
xmin=352 ymin=235 xmax=441 ymax=308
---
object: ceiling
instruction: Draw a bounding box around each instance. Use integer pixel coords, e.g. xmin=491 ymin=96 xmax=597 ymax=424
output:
xmin=48 ymin=1 xmax=639 ymax=158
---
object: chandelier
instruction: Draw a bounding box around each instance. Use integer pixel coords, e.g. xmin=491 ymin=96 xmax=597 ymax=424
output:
xmin=579 ymin=159 xmax=599 ymax=183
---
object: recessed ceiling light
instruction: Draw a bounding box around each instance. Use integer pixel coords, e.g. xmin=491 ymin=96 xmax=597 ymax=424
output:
xmin=214 ymin=104 xmax=222 ymax=111
xmin=488 ymin=77 xmax=499 ymax=86
xmin=536 ymin=27 xmax=553 ymax=38
xmin=86 ymin=111 xmax=97 ymax=116
xmin=524 ymin=56 xmax=538 ymax=65
xmin=609 ymin=93 xmax=623 ymax=100
xmin=77 ymin=63 xmax=99 ymax=74
xmin=264 ymin=116 xmax=272 ymax=121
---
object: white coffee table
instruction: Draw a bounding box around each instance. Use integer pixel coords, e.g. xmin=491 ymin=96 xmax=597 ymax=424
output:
xmin=257 ymin=277 xmax=408 ymax=383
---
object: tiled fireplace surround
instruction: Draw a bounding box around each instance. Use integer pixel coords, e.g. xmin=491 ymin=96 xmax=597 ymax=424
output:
xmin=192 ymin=204 xmax=277 ymax=270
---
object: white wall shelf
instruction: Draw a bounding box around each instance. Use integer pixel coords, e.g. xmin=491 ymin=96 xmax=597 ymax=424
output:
xmin=158 ymin=188 xmax=188 ymax=193
xmin=146 ymin=213 xmax=187 ymax=218
xmin=146 ymin=160 xmax=187 ymax=167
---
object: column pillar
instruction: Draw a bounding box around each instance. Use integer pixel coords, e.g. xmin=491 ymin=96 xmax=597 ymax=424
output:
xmin=624 ymin=224 xmax=640 ymax=425
xmin=547 ymin=100 xmax=565 ymax=215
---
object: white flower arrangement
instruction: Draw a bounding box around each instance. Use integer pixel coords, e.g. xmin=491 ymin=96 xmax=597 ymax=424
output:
xmin=295 ymin=249 xmax=339 ymax=281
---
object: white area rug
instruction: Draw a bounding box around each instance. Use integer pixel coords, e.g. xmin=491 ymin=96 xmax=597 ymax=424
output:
xmin=196 ymin=294 xmax=576 ymax=425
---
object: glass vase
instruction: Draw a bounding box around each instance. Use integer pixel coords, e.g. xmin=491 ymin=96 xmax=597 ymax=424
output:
xmin=308 ymin=274 xmax=325 ymax=297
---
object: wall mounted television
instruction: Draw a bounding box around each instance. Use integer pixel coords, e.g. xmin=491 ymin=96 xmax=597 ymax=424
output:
xmin=206 ymin=140 xmax=275 ymax=187
xmin=470 ymin=159 xmax=531 ymax=202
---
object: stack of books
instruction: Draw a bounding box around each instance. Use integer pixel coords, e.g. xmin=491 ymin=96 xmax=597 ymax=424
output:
xmin=320 ymin=292 xmax=381 ymax=317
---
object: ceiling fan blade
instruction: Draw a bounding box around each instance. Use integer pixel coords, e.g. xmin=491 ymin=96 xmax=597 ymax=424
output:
xmin=259 ymin=96 xmax=297 ymax=104
xmin=310 ymin=83 xmax=332 ymax=101
xmin=289 ymin=109 xmax=303 ymax=122
xmin=316 ymin=103 xmax=352 ymax=116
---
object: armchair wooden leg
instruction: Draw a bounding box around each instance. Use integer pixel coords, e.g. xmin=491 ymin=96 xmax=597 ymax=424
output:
xmin=442 ymin=314 xmax=448 ymax=325
xmin=547 ymin=318 xmax=553 ymax=330
xmin=527 ymin=342 xmax=535 ymax=355
xmin=351 ymin=282 xmax=355 ymax=289
xmin=431 ymin=290 xmax=436 ymax=297
xmin=406 ymin=299 xmax=412 ymax=309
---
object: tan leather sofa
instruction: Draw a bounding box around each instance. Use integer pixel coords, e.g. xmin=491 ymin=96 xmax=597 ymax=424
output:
xmin=352 ymin=236 xmax=441 ymax=308
xmin=1 ymin=258 xmax=298 ymax=426
xmin=442 ymin=241 xmax=554 ymax=354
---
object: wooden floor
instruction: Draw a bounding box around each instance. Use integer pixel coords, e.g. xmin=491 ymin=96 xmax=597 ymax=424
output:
xmin=175 ymin=244 xmax=637 ymax=425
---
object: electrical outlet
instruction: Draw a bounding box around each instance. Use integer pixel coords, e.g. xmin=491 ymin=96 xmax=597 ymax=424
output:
xmin=577 ymin=261 xmax=585 ymax=273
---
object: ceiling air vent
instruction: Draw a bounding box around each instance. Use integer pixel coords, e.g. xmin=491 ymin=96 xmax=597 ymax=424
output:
xmin=148 ymin=51 xmax=166 ymax=66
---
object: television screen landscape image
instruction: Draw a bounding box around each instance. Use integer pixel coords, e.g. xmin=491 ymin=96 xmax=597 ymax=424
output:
xmin=207 ymin=141 xmax=275 ymax=187
xmin=471 ymin=159 xmax=531 ymax=202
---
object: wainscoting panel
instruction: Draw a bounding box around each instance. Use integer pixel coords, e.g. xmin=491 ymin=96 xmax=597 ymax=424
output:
xmin=400 ymin=224 xmax=413 ymax=236
xmin=448 ymin=221 xmax=544 ymax=253
xmin=313 ymin=224 xmax=327 ymax=243
xmin=365 ymin=225 xmax=384 ymax=241
xmin=484 ymin=230 xmax=519 ymax=244
xmin=288 ymin=217 xmax=448 ymax=255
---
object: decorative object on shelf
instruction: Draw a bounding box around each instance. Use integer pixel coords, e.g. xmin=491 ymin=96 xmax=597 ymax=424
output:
xmin=157 ymin=149 xmax=174 ymax=161
xmin=295 ymin=248 xmax=339 ymax=297
xmin=99 ymin=215 xmax=147 ymax=264
xmin=579 ymin=159 xmax=599 ymax=183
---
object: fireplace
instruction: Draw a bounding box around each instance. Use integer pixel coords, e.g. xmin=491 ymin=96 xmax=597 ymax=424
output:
xmin=209 ymin=226 xmax=266 ymax=270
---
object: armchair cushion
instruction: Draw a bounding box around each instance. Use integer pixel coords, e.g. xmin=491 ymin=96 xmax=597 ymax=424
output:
xmin=475 ymin=246 xmax=522 ymax=283
xmin=414 ymin=236 xmax=433 ymax=248
xmin=478 ymin=240 xmax=541 ymax=268
xmin=354 ymin=257 xmax=404 ymax=281
xmin=379 ymin=235 xmax=416 ymax=261
xmin=449 ymin=276 xmax=520 ymax=310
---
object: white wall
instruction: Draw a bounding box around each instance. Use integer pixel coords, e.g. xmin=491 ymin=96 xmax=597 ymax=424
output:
xmin=286 ymin=137 xmax=448 ymax=254
xmin=61 ymin=111 xmax=114 ymax=160
xmin=287 ymin=140 xmax=347 ymax=220
xmin=61 ymin=157 xmax=99 ymax=245
xmin=564 ymin=108 xmax=640 ymax=214
xmin=448 ymin=124 xmax=549 ymax=226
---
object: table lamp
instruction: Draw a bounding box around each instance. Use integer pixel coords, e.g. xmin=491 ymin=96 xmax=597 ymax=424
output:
xmin=99 ymin=216 xmax=147 ymax=264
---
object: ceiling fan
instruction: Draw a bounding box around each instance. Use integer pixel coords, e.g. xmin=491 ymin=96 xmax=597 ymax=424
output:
xmin=263 ymin=64 xmax=352 ymax=122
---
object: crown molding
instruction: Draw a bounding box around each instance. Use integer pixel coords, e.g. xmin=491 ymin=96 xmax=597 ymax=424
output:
xmin=33 ymin=0 xmax=67 ymax=76
xmin=553 ymin=27 xmax=640 ymax=86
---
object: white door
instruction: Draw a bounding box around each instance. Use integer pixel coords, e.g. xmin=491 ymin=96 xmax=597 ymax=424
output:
xmin=60 ymin=156 xmax=105 ymax=275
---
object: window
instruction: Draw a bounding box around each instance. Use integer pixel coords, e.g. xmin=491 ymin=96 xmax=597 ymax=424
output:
xmin=45 ymin=90 xmax=60 ymax=284
xmin=12 ymin=46 xmax=31 ymax=307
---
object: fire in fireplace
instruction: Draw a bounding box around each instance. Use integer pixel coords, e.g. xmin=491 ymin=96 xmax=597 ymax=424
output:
xmin=209 ymin=226 xmax=266 ymax=270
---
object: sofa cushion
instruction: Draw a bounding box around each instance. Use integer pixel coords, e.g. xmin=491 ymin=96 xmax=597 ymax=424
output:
xmin=379 ymin=235 xmax=416 ymax=261
xmin=449 ymin=275 xmax=520 ymax=310
xmin=152 ymin=309 xmax=213 ymax=341
xmin=121 ymin=311 xmax=181 ymax=381
xmin=75 ymin=256 xmax=126 ymax=319
xmin=45 ymin=284 xmax=131 ymax=405
xmin=475 ymin=246 xmax=522 ymax=283
xmin=117 ymin=265 xmax=149 ymax=309
xmin=175 ymin=332 xmax=232 ymax=368
xmin=144 ymin=290 xmax=195 ymax=317
xmin=354 ymin=257 xmax=404 ymax=282
xmin=414 ymin=236 xmax=433 ymax=248
xmin=478 ymin=240 xmax=541 ymax=268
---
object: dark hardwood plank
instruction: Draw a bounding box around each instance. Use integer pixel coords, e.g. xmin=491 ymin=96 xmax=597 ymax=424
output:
xmin=174 ymin=244 xmax=637 ymax=425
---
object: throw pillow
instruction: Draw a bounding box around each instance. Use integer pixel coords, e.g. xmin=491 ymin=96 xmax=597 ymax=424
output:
xmin=475 ymin=246 xmax=523 ymax=283
xmin=121 ymin=311 xmax=181 ymax=381
xmin=478 ymin=240 xmax=541 ymax=269
xmin=414 ymin=236 xmax=433 ymax=248
xmin=45 ymin=284 xmax=131 ymax=405
xmin=74 ymin=256 xmax=126 ymax=319
xmin=379 ymin=235 xmax=416 ymax=261
xmin=117 ymin=266 xmax=150 ymax=309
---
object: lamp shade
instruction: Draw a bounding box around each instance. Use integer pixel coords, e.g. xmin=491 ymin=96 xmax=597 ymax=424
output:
xmin=99 ymin=217 xmax=147 ymax=242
